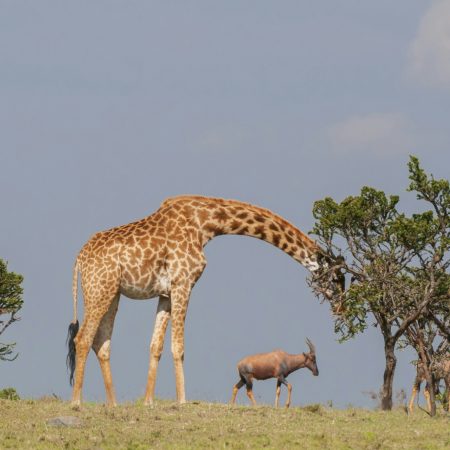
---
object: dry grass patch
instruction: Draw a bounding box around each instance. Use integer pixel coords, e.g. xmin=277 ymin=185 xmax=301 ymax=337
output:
xmin=0 ymin=398 xmax=448 ymax=449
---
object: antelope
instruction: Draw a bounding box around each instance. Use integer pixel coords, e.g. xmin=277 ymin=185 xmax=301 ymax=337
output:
xmin=230 ymin=339 xmax=318 ymax=408
xmin=408 ymin=357 xmax=450 ymax=413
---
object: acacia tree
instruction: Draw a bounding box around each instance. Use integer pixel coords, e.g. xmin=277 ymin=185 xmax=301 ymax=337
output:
xmin=396 ymin=156 xmax=450 ymax=415
xmin=0 ymin=259 xmax=24 ymax=361
xmin=309 ymin=156 xmax=449 ymax=411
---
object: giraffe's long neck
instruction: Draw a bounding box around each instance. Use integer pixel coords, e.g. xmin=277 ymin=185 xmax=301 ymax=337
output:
xmin=181 ymin=197 xmax=321 ymax=271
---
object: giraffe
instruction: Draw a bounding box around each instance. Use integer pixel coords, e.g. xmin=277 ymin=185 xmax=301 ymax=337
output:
xmin=67 ymin=195 xmax=339 ymax=407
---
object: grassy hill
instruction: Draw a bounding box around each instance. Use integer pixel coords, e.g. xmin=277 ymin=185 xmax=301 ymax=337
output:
xmin=0 ymin=398 xmax=449 ymax=449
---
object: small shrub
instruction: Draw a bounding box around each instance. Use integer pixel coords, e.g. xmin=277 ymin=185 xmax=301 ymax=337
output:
xmin=0 ymin=387 xmax=20 ymax=400
xmin=302 ymin=403 xmax=323 ymax=414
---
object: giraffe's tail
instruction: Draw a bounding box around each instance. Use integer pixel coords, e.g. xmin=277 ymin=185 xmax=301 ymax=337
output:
xmin=66 ymin=258 xmax=80 ymax=386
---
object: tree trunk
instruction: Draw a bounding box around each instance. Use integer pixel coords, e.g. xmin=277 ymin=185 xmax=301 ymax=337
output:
xmin=381 ymin=339 xmax=397 ymax=410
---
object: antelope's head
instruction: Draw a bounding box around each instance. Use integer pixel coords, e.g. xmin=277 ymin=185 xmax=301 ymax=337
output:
xmin=305 ymin=338 xmax=319 ymax=376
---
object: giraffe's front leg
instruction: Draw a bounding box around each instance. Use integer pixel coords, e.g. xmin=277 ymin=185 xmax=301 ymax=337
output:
xmin=424 ymin=387 xmax=432 ymax=413
xmin=408 ymin=382 xmax=420 ymax=413
xmin=170 ymin=283 xmax=192 ymax=404
xmin=144 ymin=296 xmax=171 ymax=406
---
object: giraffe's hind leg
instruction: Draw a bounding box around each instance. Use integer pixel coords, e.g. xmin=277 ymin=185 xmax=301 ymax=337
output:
xmin=144 ymin=296 xmax=171 ymax=406
xmin=71 ymin=285 xmax=120 ymax=408
xmin=409 ymin=381 xmax=420 ymax=413
xmin=92 ymin=293 xmax=120 ymax=407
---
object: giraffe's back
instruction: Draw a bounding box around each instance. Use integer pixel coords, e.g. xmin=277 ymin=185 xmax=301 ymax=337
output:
xmin=76 ymin=202 xmax=205 ymax=301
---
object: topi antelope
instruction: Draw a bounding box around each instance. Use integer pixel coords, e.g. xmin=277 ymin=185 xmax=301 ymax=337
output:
xmin=408 ymin=357 xmax=450 ymax=413
xmin=231 ymin=338 xmax=318 ymax=408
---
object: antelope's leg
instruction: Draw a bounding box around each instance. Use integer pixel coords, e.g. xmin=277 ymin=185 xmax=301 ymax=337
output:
xmin=285 ymin=383 xmax=293 ymax=408
xmin=246 ymin=386 xmax=257 ymax=406
xmin=144 ymin=296 xmax=171 ymax=406
xmin=275 ymin=380 xmax=282 ymax=408
xmin=92 ymin=294 xmax=120 ymax=407
xmin=231 ymin=379 xmax=244 ymax=404
xmin=280 ymin=377 xmax=292 ymax=408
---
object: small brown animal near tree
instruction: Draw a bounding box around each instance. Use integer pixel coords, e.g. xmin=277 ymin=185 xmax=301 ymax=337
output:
xmin=230 ymin=339 xmax=318 ymax=408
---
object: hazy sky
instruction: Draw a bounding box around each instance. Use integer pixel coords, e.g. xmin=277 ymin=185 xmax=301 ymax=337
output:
xmin=1 ymin=1 xmax=449 ymax=408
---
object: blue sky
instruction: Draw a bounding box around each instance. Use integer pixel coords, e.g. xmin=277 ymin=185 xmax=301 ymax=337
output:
xmin=1 ymin=1 xmax=449 ymax=407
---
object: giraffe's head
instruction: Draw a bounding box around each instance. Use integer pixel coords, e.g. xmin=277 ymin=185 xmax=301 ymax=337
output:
xmin=310 ymin=252 xmax=346 ymax=311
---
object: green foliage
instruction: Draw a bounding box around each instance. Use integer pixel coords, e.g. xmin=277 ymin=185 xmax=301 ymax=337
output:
xmin=407 ymin=156 xmax=450 ymax=260
xmin=0 ymin=387 xmax=20 ymax=400
xmin=312 ymin=186 xmax=409 ymax=340
xmin=0 ymin=258 xmax=24 ymax=362
xmin=311 ymin=156 xmax=449 ymax=342
xmin=0 ymin=258 xmax=23 ymax=312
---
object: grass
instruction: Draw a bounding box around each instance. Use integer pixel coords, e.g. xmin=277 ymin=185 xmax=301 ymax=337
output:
xmin=0 ymin=398 xmax=449 ymax=449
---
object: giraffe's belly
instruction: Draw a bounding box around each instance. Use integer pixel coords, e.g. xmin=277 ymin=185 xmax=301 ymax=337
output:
xmin=119 ymin=273 xmax=171 ymax=300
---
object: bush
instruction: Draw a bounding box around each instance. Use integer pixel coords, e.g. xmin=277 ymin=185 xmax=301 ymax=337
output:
xmin=0 ymin=387 xmax=20 ymax=400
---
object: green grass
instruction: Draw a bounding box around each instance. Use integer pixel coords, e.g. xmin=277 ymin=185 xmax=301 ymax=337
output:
xmin=0 ymin=398 xmax=449 ymax=449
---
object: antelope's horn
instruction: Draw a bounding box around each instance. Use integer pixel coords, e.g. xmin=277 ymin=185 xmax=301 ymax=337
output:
xmin=306 ymin=338 xmax=316 ymax=355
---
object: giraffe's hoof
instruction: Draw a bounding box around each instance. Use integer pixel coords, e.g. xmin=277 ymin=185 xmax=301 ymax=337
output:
xmin=70 ymin=401 xmax=81 ymax=411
